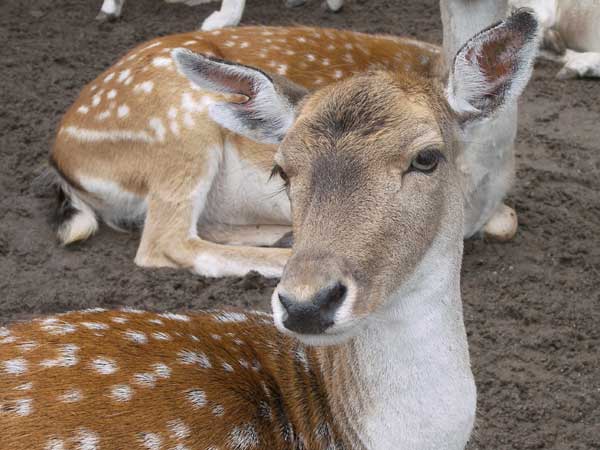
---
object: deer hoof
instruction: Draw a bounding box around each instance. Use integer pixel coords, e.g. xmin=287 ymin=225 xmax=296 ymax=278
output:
xmin=95 ymin=11 xmax=118 ymax=22
xmin=483 ymin=204 xmax=518 ymax=242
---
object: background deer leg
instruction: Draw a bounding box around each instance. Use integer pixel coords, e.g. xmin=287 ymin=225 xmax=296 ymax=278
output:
xmin=200 ymin=0 xmax=246 ymax=31
xmin=199 ymin=224 xmax=292 ymax=247
xmin=136 ymin=191 xmax=291 ymax=278
xmin=96 ymin=0 xmax=124 ymax=20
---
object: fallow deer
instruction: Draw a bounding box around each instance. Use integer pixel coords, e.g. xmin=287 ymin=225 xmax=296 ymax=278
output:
xmin=4 ymin=11 xmax=539 ymax=450
xmin=509 ymin=0 xmax=600 ymax=78
xmin=52 ymin=1 xmax=532 ymax=278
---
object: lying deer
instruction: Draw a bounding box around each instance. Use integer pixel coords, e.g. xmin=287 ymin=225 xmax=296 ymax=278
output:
xmin=4 ymin=11 xmax=539 ymax=449
xmin=509 ymin=0 xmax=600 ymax=78
xmin=97 ymin=0 xmax=343 ymax=30
xmin=52 ymin=1 xmax=530 ymax=278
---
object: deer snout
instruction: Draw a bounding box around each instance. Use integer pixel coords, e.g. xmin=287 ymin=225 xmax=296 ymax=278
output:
xmin=277 ymin=282 xmax=347 ymax=334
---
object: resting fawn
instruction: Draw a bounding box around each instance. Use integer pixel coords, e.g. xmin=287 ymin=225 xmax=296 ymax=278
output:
xmin=3 ymin=11 xmax=538 ymax=450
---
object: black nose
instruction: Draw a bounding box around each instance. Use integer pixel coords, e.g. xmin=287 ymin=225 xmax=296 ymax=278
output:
xmin=278 ymin=282 xmax=347 ymax=334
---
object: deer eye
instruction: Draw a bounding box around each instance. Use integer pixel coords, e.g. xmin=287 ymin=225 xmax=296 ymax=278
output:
xmin=270 ymin=164 xmax=289 ymax=185
xmin=409 ymin=149 xmax=443 ymax=174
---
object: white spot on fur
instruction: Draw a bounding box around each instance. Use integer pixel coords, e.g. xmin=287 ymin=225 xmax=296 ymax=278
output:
xmin=168 ymin=419 xmax=191 ymax=440
xmin=152 ymin=56 xmax=172 ymax=67
xmin=306 ymin=54 xmax=316 ymax=61
xmin=297 ymin=37 xmax=307 ymax=43
xmin=15 ymin=382 xmax=33 ymax=391
xmin=167 ymin=107 xmax=178 ymax=119
xmin=159 ymin=313 xmax=190 ymax=322
xmin=183 ymin=112 xmax=195 ymax=128
xmin=152 ymin=363 xmax=171 ymax=379
xmin=3 ymin=357 xmax=28 ymax=375
xmin=59 ymin=388 xmax=83 ymax=403
xmin=213 ymin=312 xmax=247 ymax=323
xmin=76 ymin=428 xmax=99 ymax=450
xmin=124 ymin=330 xmax=147 ymax=344
xmin=117 ymin=104 xmax=130 ymax=118
xmin=18 ymin=341 xmax=38 ymax=352
xmin=139 ymin=432 xmax=161 ymax=450
xmin=91 ymin=95 xmax=101 ymax=107
xmin=91 ymin=357 xmax=118 ymax=374
xmin=212 ymin=404 xmax=225 ymax=416
xmin=149 ymin=117 xmax=166 ymax=142
xmin=104 ymin=73 xmax=115 ymax=83
xmin=144 ymin=42 xmax=162 ymax=50
xmin=152 ymin=332 xmax=171 ymax=341
xmin=81 ymin=322 xmax=109 ymax=330
xmin=277 ymin=64 xmax=288 ymax=75
xmin=186 ymin=389 xmax=207 ymax=408
xmin=45 ymin=438 xmax=65 ymax=450
xmin=222 ymin=362 xmax=234 ymax=372
xmin=183 ymin=40 xmax=197 ymax=46
xmin=240 ymin=42 xmax=250 ymax=48
xmin=110 ymin=384 xmax=133 ymax=402
xmin=134 ymin=81 xmax=154 ymax=94
xmin=170 ymin=120 xmax=180 ymax=136
xmin=77 ymin=105 xmax=90 ymax=114
xmin=96 ymin=110 xmax=111 ymax=121
xmin=13 ymin=398 xmax=33 ymax=416
xmin=120 ymin=307 xmax=145 ymax=314
xmin=111 ymin=317 xmax=128 ymax=324
xmin=133 ymin=372 xmax=156 ymax=388
xmin=40 ymin=344 xmax=79 ymax=368
xmin=334 ymin=70 xmax=344 ymax=79
xmin=224 ymin=41 xmax=235 ymax=47
xmin=62 ymin=126 xmax=154 ymax=143
xmin=124 ymin=76 xmax=133 ymax=85
xmin=177 ymin=350 xmax=211 ymax=368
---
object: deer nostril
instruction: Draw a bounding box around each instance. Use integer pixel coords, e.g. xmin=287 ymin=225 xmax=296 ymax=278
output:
xmin=278 ymin=282 xmax=348 ymax=334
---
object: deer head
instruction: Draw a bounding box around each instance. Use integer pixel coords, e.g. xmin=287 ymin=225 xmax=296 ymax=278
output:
xmin=174 ymin=10 xmax=539 ymax=345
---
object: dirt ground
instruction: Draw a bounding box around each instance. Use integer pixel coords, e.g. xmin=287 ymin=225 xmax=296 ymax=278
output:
xmin=0 ymin=0 xmax=599 ymax=448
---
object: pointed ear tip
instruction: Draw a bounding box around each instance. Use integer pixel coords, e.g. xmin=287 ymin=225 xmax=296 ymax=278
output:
xmin=508 ymin=7 xmax=540 ymax=37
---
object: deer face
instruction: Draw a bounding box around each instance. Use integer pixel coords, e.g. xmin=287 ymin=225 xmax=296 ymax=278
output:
xmin=269 ymin=72 xmax=462 ymax=343
xmin=174 ymin=10 xmax=539 ymax=344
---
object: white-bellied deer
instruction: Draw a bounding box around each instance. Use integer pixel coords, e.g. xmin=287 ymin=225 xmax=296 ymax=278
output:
xmin=509 ymin=0 xmax=600 ymax=78
xmin=97 ymin=0 xmax=343 ymax=30
xmin=4 ymin=11 xmax=539 ymax=449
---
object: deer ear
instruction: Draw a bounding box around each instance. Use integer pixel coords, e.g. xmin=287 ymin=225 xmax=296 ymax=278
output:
xmin=445 ymin=9 xmax=540 ymax=123
xmin=172 ymin=48 xmax=308 ymax=144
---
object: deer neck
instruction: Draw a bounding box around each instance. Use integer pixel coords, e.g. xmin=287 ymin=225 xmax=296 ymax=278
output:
xmin=315 ymin=233 xmax=476 ymax=450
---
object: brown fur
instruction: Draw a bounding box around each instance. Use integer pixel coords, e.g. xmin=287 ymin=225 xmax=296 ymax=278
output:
xmin=0 ymin=309 xmax=346 ymax=450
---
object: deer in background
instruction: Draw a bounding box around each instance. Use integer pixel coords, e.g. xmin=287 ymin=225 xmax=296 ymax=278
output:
xmin=509 ymin=0 xmax=600 ymax=78
xmin=2 ymin=11 xmax=539 ymax=449
xmin=97 ymin=0 xmax=344 ymax=30
xmin=51 ymin=1 xmax=533 ymax=278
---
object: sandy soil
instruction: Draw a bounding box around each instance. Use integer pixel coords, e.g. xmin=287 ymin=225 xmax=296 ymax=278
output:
xmin=0 ymin=0 xmax=599 ymax=448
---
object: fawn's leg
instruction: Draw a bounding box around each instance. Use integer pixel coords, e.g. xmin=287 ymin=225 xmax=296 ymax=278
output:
xmin=200 ymin=224 xmax=292 ymax=247
xmin=136 ymin=166 xmax=291 ymax=278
